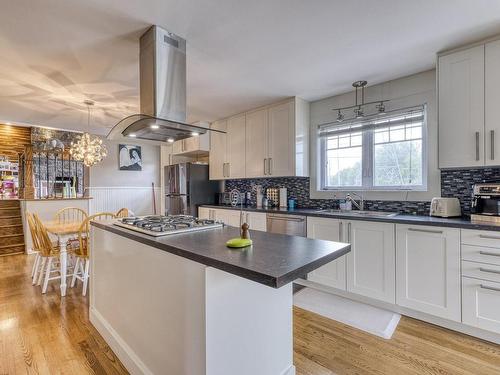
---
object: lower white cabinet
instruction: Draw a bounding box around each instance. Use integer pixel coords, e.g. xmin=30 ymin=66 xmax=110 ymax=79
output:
xmin=307 ymin=217 xmax=346 ymax=290
xmin=462 ymin=277 xmax=500 ymax=334
xmin=346 ymin=220 xmax=396 ymax=304
xmin=198 ymin=207 xmax=266 ymax=231
xmin=396 ymin=225 xmax=461 ymax=322
xmin=244 ymin=211 xmax=267 ymax=232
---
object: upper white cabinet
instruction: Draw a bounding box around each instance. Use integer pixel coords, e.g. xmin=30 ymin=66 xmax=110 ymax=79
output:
xmin=439 ymin=38 xmax=500 ymax=168
xmin=396 ymin=224 xmax=461 ymax=322
xmin=346 ymin=220 xmax=396 ymax=304
xmin=226 ymin=114 xmax=246 ymax=179
xmin=485 ymin=40 xmax=500 ymax=166
xmin=210 ymin=97 xmax=309 ymax=180
xmin=245 ymin=108 xmax=268 ymax=178
xmin=209 ymin=120 xmax=227 ymax=180
xmin=307 ymin=217 xmax=346 ymax=290
xmin=438 ymin=45 xmax=485 ymax=168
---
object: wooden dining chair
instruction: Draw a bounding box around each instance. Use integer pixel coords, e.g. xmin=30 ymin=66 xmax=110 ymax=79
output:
xmin=54 ymin=207 xmax=88 ymax=224
xmin=69 ymin=212 xmax=116 ymax=296
xmin=115 ymin=208 xmax=131 ymax=218
xmin=26 ymin=212 xmax=43 ymax=284
xmin=32 ymin=214 xmax=64 ymax=294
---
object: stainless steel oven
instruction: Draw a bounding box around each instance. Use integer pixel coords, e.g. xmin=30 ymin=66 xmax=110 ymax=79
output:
xmin=266 ymin=214 xmax=306 ymax=237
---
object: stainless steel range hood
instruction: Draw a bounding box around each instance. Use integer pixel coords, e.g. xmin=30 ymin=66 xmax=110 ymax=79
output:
xmin=108 ymin=26 xmax=224 ymax=143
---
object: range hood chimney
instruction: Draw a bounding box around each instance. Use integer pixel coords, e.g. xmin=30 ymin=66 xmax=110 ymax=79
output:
xmin=107 ymin=26 xmax=224 ymax=143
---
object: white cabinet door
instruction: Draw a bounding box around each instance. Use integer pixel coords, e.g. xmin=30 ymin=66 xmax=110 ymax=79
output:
xmin=209 ymin=120 xmax=227 ymax=180
xmin=198 ymin=207 xmax=211 ymax=220
xmin=244 ymin=211 xmax=267 ymax=232
xmin=462 ymin=277 xmax=500 ymax=334
xmin=307 ymin=217 xmax=346 ymax=290
xmin=485 ymin=40 xmax=500 ymax=166
xmin=396 ymin=225 xmax=461 ymax=321
xmin=226 ymin=114 xmax=246 ymax=179
xmin=268 ymin=101 xmax=294 ymax=177
xmin=214 ymin=208 xmax=241 ymax=227
xmin=245 ymin=108 xmax=268 ymax=178
xmin=346 ymin=220 xmax=395 ymax=303
xmin=438 ymin=45 xmax=485 ymax=168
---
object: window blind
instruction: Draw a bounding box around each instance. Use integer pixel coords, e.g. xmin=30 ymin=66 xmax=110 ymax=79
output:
xmin=318 ymin=106 xmax=425 ymax=138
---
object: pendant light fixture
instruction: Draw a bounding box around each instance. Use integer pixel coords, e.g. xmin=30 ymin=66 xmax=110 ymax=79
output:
xmin=70 ymin=100 xmax=107 ymax=167
xmin=332 ymin=81 xmax=389 ymax=122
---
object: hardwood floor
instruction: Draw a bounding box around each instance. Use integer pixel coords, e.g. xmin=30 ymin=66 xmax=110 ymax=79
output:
xmin=1 ymin=254 xmax=499 ymax=375
xmin=294 ymin=306 xmax=500 ymax=375
xmin=0 ymin=254 xmax=128 ymax=374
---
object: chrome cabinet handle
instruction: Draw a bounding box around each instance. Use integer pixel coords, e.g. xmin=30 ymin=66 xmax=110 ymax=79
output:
xmin=480 ymin=284 xmax=500 ymax=293
xmin=264 ymin=158 xmax=268 ymax=175
xmin=475 ymin=131 xmax=480 ymax=161
xmin=491 ymin=130 xmax=495 ymax=160
xmin=408 ymin=227 xmax=443 ymax=234
xmin=227 ymin=163 xmax=230 ymax=177
xmin=479 ymin=267 xmax=500 ymax=275
xmin=479 ymin=234 xmax=500 ymax=240
xmin=479 ymin=250 xmax=500 ymax=257
xmin=269 ymin=158 xmax=273 ymax=175
xmin=339 ymin=221 xmax=343 ymax=242
xmin=268 ymin=217 xmax=304 ymax=222
xmin=347 ymin=222 xmax=351 ymax=242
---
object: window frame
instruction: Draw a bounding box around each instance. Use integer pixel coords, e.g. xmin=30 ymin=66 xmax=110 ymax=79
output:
xmin=319 ymin=106 xmax=428 ymax=192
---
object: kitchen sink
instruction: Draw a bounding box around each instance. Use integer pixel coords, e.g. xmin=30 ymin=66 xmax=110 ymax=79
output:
xmin=315 ymin=209 xmax=398 ymax=218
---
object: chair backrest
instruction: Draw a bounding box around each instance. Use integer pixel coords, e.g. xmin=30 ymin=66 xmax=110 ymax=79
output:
xmin=33 ymin=214 xmax=57 ymax=257
xmin=115 ymin=208 xmax=130 ymax=218
xmin=75 ymin=212 xmax=116 ymax=258
xmin=54 ymin=207 xmax=88 ymax=224
xmin=26 ymin=212 xmax=41 ymax=252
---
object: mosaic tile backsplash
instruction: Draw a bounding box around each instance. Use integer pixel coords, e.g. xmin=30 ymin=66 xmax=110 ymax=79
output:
xmin=224 ymin=167 xmax=500 ymax=216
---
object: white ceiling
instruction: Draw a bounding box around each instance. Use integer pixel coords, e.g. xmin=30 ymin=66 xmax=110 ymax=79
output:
xmin=1 ymin=0 xmax=500 ymax=135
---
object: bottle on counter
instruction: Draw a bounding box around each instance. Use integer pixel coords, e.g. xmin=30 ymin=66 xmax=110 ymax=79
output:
xmin=262 ymin=196 xmax=269 ymax=209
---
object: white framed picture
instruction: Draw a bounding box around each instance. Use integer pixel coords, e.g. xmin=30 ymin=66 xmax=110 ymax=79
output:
xmin=119 ymin=144 xmax=142 ymax=171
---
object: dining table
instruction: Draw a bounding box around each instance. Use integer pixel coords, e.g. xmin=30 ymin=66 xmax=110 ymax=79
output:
xmin=43 ymin=220 xmax=82 ymax=296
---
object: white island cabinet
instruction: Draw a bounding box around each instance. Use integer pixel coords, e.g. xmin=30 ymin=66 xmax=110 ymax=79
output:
xmin=396 ymin=224 xmax=461 ymax=321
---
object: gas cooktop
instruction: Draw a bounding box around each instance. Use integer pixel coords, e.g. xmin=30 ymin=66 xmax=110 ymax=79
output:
xmin=113 ymin=215 xmax=223 ymax=237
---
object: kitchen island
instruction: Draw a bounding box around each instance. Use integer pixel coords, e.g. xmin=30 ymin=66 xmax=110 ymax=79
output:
xmin=90 ymin=220 xmax=350 ymax=375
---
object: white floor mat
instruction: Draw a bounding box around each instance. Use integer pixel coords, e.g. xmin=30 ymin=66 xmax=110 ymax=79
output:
xmin=293 ymin=287 xmax=401 ymax=339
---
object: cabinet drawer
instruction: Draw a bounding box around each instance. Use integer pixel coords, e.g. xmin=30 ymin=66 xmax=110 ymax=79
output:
xmin=462 ymin=260 xmax=500 ymax=283
xmin=462 ymin=244 xmax=500 ymax=266
xmin=462 ymin=277 xmax=500 ymax=334
xmin=461 ymin=229 xmax=500 ymax=248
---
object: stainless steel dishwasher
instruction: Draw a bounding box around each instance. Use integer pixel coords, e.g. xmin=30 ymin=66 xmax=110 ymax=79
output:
xmin=266 ymin=213 xmax=306 ymax=237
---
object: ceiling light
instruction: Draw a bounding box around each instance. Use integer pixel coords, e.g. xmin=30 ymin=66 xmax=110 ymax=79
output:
xmin=191 ymin=131 xmax=199 ymax=136
xmin=129 ymin=133 xmax=137 ymax=137
xmin=336 ymin=110 xmax=344 ymax=122
xmin=167 ymin=138 xmax=174 ymax=143
xmin=69 ymin=101 xmax=107 ymax=167
xmin=150 ymin=124 xmax=159 ymax=129
xmin=376 ymin=102 xmax=386 ymax=114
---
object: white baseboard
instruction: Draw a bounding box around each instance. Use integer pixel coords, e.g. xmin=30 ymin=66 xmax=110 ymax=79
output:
xmin=282 ymin=365 xmax=296 ymax=375
xmin=90 ymin=307 xmax=153 ymax=375
xmin=295 ymin=279 xmax=500 ymax=345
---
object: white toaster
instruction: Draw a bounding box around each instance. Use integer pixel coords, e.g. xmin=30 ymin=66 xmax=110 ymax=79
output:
xmin=430 ymin=197 xmax=461 ymax=218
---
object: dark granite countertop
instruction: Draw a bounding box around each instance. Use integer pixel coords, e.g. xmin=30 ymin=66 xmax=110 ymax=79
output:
xmin=91 ymin=221 xmax=350 ymax=288
xmin=201 ymin=204 xmax=500 ymax=232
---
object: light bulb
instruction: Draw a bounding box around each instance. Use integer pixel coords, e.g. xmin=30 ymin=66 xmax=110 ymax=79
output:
xmin=167 ymin=138 xmax=174 ymax=143
xmin=129 ymin=133 xmax=137 ymax=137
xmin=191 ymin=131 xmax=200 ymax=136
xmin=150 ymin=124 xmax=159 ymax=129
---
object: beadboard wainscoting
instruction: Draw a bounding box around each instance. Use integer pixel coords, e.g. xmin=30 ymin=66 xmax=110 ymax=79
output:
xmin=87 ymin=187 xmax=161 ymax=216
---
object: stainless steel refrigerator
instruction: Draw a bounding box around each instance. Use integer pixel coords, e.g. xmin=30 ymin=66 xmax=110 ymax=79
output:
xmin=164 ymin=163 xmax=220 ymax=216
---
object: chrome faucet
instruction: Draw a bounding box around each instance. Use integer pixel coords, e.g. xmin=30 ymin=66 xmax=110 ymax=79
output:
xmin=346 ymin=192 xmax=364 ymax=211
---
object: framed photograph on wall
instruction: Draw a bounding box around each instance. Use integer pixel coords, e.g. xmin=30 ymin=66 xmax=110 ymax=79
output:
xmin=119 ymin=144 xmax=142 ymax=171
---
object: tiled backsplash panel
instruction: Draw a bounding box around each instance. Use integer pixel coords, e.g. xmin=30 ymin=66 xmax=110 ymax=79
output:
xmin=225 ymin=177 xmax=431 ymax=215
xmin=225 ymin=168 xmax=500 ymax=216
xmin=441 ymin=167 xmax=500 ymax=214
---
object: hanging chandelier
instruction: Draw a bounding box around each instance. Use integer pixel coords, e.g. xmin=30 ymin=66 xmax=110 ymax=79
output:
xmin=70 ymin=100 xmax=107 ymax=167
